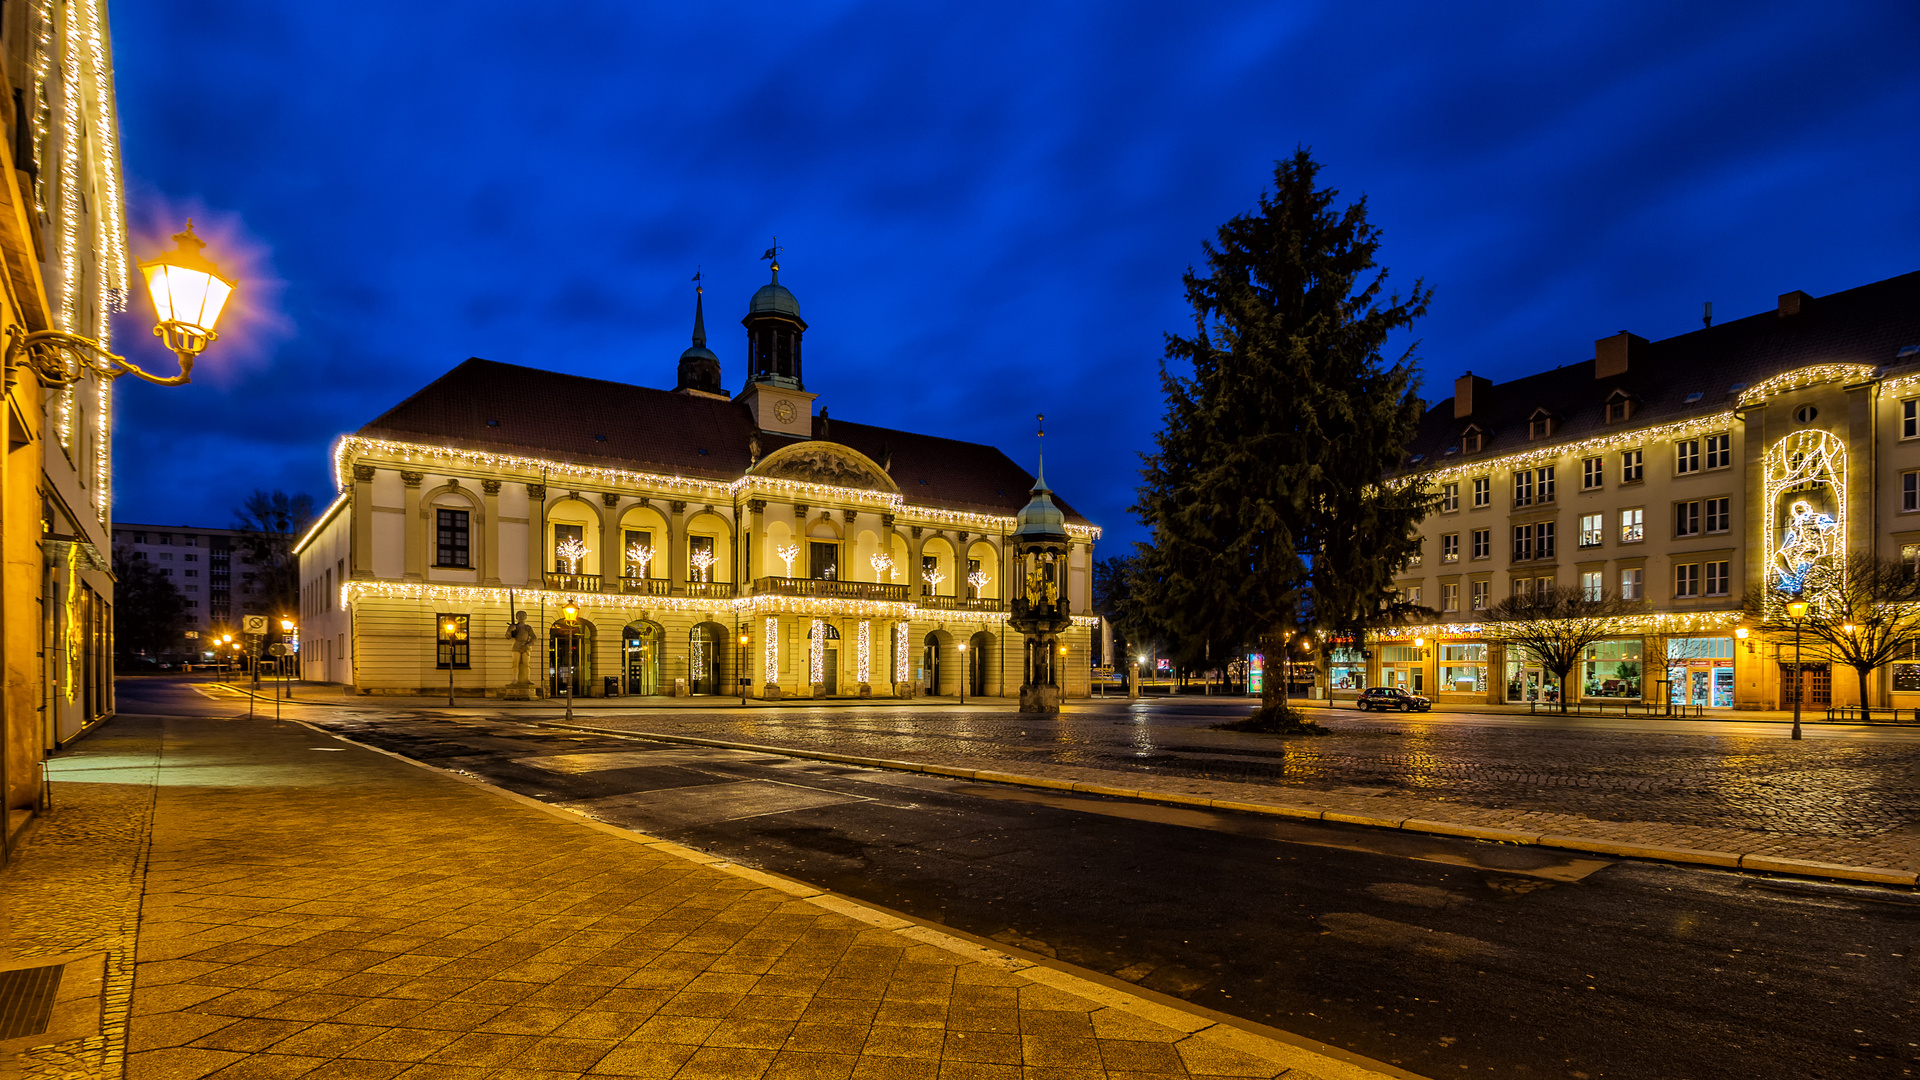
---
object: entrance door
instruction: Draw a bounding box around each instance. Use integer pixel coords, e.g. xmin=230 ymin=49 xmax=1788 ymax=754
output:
xmin=922 ymin=634 xmax=941 ymax=694
xmin=824 ymin=649 xmax=838 ymax=696
xmin=624 ymin=623 xmax=660 ymax=695
xmin=1711 ymin=668 xmax=1734 ymax=708
xmin=1510 ymin=667 xmax=1545 ymax=702
xmin=1780 ymin=663 xmax=1832 ymax=707
xmin=549 ymin=626 xmax=590 ymax=698
xmin=689 ymin=626 xmax=718 ymax=695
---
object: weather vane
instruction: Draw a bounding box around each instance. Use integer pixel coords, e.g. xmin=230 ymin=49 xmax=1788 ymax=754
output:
xmin=692 ymin=266 xmax=702 ymax=293
xmin=761 ymin=238 xmax=781 ymax=261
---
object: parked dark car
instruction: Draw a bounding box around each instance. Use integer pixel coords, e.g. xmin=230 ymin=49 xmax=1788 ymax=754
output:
xmin=1356 ymin=686 xmax=1431 ymax=712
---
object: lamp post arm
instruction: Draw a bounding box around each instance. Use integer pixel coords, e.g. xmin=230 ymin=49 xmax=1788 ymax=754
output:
xmin=5 ymin=326 xmax=200 ymax=388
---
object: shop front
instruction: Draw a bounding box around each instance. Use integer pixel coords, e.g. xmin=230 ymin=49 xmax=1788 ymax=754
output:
xmin=1582 ymin=638 xmax=1644 ymax=701
xmin=1668 ymin=635 xmax=1735 ymax=708
xmin=1379 ymin=645 xmax=1425 ymax=693
xmin=1329 ymin=647 xmax=1367 ymax=692
xmin=1505 ymin=657 xmax=1558 ymax=704
xmin=1438 ymin=643 xmax=1488 ymax=699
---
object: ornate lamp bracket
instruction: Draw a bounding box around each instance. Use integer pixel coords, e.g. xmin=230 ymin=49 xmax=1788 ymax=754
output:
xmin=3 ymin=324 xmax=205 ymax=390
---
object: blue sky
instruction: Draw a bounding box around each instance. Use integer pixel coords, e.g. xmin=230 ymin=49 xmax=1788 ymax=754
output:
xmin=106 ymin=1 xmax=1920 ymax=549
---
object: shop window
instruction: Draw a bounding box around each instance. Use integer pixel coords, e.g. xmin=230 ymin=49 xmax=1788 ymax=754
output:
xmin=1582 ymin=640 xmax=1642 ymax=699
xmin=1440 ymin=643 xmax=1487 ymax=693
xmin=1328 ymin=648 xmax=1366 ymax=691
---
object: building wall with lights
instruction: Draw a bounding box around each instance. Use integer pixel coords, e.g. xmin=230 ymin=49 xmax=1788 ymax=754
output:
xmin=295 ymin=270 xmax=1099 ymax=701
xmin=1372 ymin=272 xmax=1920 ymax=712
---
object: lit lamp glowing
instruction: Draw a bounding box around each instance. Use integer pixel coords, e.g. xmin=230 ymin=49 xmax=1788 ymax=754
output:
xmin=958 ymin=640 xmax=968 ymax=706
xmin=280 ymin=619 xmax=296 ymax=699
xmin=1784 ymin=593 xmax=1809 ymax=740
xmin=441 ymin=620 xmax=459 ymax=705
xmin=5 ymin=220 xmax=236 ymax=388
xmin=560 ymin=606 xmax=581 ymax=721
xmin=738 ymin=630 xmax=750 ymax=704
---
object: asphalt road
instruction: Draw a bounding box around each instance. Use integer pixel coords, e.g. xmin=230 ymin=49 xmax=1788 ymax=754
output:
xmin=116 ymin=680 xmax=1918 ymax=1079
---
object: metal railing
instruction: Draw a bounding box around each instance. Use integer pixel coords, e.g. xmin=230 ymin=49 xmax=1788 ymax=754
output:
xmin=753 ymin=576 xmax=908 ymax=602
xmin=1824 ymin=705 xmax=1920 ymax=724
xmin=918 ymin=594 xmax=1005 ymax=612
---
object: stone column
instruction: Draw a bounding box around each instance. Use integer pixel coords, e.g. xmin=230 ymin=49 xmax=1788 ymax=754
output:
xmin=601 ymin=493 xmax=623 ymax=586
xmin=909 ymin=526 xmax=926 ymax=599
xmin=401 ymin=471 xmax=425 ymax=581
xmin=481 ymin=480 xmax=502 ymax=586
xmin=526 ymin=484 xmax=547 ymax=586
xmin=668 ymin=500 xmax=689 ymax=594
xmin=746 ymin=499 xmax=766 ymax=585
xmin=350 ymin=464 xmax=375 ymax=578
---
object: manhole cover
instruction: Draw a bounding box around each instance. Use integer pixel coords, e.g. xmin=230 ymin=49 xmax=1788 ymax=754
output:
xmin=0 ymin=964 xmax=62 ymax=1040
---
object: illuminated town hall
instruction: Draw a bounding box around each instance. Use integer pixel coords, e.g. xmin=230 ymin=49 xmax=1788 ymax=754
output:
xmin=293 ymin=262 xmax=1100 ymax=700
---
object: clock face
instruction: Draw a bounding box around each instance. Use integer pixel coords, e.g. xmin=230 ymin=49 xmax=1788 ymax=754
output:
xmin=773 ymin=399 xmax=797 ymax=424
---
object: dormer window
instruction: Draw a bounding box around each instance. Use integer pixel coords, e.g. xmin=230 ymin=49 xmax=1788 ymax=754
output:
xmin=1462 ymin=425 xmax=1486 ymax=454
xmin=1604 ymin=389 xmax=1635 ymax=425
xmin=1527 ymin=409 xmax=1554 ymax=440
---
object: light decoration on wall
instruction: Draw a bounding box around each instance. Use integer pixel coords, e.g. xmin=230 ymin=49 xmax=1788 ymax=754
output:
xmin=857 ymin=620 xmax=870 ymax=683
xmin=777 ymin=543 xmax=801 ymax=576
xmin=690 ymin=629 xmax=707 ymax=686
xmin=870 ymin=553 xmax=895 ymax=581
xmin=809 ymin=618 xmax=825 ymax=685
xmin=690 ymin=548 xmax=717 ymax=582
xmin=1418 ymin=410 xmax=1739 ymax=486
xmin=967 ymin=569 xmax=989 ymax=595
xmin=894 ymin=621 xmax=910 ymax=682
xmin=1736 ymin=364 xmax=1879 ymax=408
xmin=626 ymin=542 xmax=653 ymax=577
xmin=764 ymin=615 xmax=779 ymax=685
xmin=555 ymin=537 xmax=588 ymax=574
xmin=923 ymin=568 xmax=946 ymax=595
xmin=1764 ymin=428 xmax=1847 ymax=611
xmin=330 ymin=435 xmax=1102 ymax=542
xmin=1369 ymin=609 xmax=1747 ymax=642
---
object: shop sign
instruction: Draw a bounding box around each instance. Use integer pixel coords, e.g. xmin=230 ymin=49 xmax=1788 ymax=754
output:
xmin=1894 ymin=664 xmax=1920 ymax=692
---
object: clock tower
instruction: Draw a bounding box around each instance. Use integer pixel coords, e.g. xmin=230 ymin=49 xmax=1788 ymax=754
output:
xmin=737 ymin=255 xmax=817 ymax=438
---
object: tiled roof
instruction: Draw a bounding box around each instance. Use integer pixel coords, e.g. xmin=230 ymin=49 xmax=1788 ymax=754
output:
xmin=357 ymin=358 xmax=1088 ymax=524
xmin=1405 ymin=270 xmax=1920 ymax=468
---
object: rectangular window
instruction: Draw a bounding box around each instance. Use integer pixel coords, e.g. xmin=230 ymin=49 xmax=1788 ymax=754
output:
xmin=1538 ymin=521 xmax=1556 ymax=559
xmin=1620 ymin=508 xmax=1644 ymax=543
xmin=1621 ymin=567 xmax=1643 ymax=600
xmin=1621 ymin=449 xmax=1643 ymax=484
xmin=624 ymin=529 xmax=654 ymax=577
xmin=1472 ymin=477 xmax=1490 ymax=508
xmin=808 ymin=540 xmax=837 ymax=580
xmin=1906 ymin=399 xmax=1918 ymax=440
xmin=1441 ymin=483 xmax=1459 ymax=512
xmin=1442 ymin=583 xmax=1459 ymax=612
xmin=436 ymin=614 xmax=470 ymax=669
xmin=1513 ymin=470 xmax=1533 ymax=507
xmin=1406 ymin=585 xmax=1422 ymax=605
xmin=1464 ymin=431 xmax=1483 ymax=453
xmin=1675 ymin=563 xmax=1700 ymax=598
xmin=1675 ymin=501 xmax=1701 ymax=537
xmin=552 ymin=523 xmax=585 ymax=572
xmin=1471 ymin=529 xmax=1491 ymax=560
xmin=1513 ymin=524 xmax=1534 ymax=562
xmin=1580 ymin=570 xmax=1603 ymax=600
xmin=1906 ymin=471 xmax=1918 ymax=513
xmin=1705 ymin=433 xmax=1731 ymax=470
xmin=1676 ymin=439 xmax=1700 ymax=474
xmin=436 ymin=508 xmax=470 ymax=568
xmin=1579 ymin=513 xmax=1604 ymax=548
xmin=1706 ymin=560 xmax=1730 ymax=596
xmin=1607 ymin=399 xmax=1629 ymax=424
xmin=690 ymin=535 xmax=718 ymax=581
xmin=1582 ymin=457 xmax=1602 ymax=490
xmin=1441 ymin=533 xmax=1460 ymax=563
xmin=1705 ymin=497 xmax=1730 ymax=534
xmin=1471 ymin=580 xmax=1489 ymax=610
xmin=1512 ymin=577 xmax=1531 ymax=599
xmin=1537 ymin=466 xmax=1556 ymax=504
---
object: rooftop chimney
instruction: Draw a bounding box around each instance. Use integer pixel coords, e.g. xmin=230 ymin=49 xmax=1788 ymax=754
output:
xmin=1595 ymin=332 xmax=1647 ymax=379
xmin=1453 ymin=372 xmax=1493 ymax=420
xmin=1778 ymin=291 xmax=1813 ymax=318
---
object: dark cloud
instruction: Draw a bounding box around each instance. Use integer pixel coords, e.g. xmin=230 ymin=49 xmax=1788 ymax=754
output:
xmin=105 ymin=0 xmax=1920 ymax=547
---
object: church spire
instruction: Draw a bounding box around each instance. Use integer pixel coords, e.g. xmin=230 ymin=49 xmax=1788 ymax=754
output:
xmin=674 ymin=269 xmax=724 ymax=397
xmin=690 ymin=271 xmax=707 ymax=348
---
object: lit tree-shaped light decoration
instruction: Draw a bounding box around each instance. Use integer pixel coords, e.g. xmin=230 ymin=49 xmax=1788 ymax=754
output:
xmin=923 ymin=567 xmax=946 ymax=595
xmin=777 ymin=543 xmax=801 ymax=578
xmin=626 ymin=542 xmax=653 ymax=577
xmin=555 ymin=537 xmax=589 ymax=574
xmin=691 ymin=549 xmax=717 ymax=582
xmin=870 ymin=553 xmax=896 ymax=581
xmin=967 ymin=569 xmax=989 ymax=597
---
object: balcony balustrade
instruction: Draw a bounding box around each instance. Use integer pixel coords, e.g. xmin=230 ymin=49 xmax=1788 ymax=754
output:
xmin=685 ymin=580 xmax=737 ymax=599
xmin=918 ymin=593 xmax=1005 ymax=612
xmin=544 ymin=572 xmax=603 ymax=593
xmin=617 ymin=576 xmax=671 ymax=596
xmin=753 ymin=576 xmax=909 ymax=602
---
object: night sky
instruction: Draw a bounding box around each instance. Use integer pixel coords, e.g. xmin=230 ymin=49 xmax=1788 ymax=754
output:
xmin=105 ymin=2 xmax=1920 ymax=549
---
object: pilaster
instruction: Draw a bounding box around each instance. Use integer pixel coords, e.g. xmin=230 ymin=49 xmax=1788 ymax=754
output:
xmin=601 ymin=493 xmax=624 ymax=584
xmin=400 ymin=471 xmax=425 ymax=581
xmin=669 ymin=500 xmax=689 ymax=593
xmin=351 ymin=464 xmax=375 ymax=578
xmin=481 ymin=480 xmax=502 ymax=585
xmin=526 ymin=483 xmax=546 ymax=585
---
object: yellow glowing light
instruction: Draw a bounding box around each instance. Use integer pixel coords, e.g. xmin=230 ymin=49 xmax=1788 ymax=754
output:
xmin=563 ymin=604 xmax=579 ymax=621
xmin=1734 ymin=626 xmax=1749 ymax=640
xmin=140 ymin=221 xmax=235 ymax=359
xmin=763 ymin=615 xmax=779 ymax=685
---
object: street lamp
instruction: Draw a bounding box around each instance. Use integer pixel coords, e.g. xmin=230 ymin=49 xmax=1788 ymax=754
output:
xmin=442 ymin=620 xmax=459 ymax=706
xmin=958 ymin=640 xmax=968 ymax=706
xmin=1785 ymin=592 xmax=1809 ymax=740
xmin=280 ymin=618 xmax=296 ymax=699
xmin=6 ymin=221 xmax=235 ymax=388
xmin=738 ymin=629 xmax=750 ymax=705
xmin=561 ymin=604 xmax=580 ymax=722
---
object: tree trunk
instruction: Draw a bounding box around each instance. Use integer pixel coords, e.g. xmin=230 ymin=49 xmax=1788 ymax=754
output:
xmin=1559 ymin=670 xmax=1571 ymax=713
xmin=1261 ymin=632 xmax=1282 ymax=711
xmin=1859 ymin=665 xmax=1873 ymax=718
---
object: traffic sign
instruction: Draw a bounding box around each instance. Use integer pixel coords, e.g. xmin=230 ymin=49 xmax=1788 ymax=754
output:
xmin=268 ymin=643 xmax=291 ymax=657
xmin=243 ymin=615 xmax=268 ymax=635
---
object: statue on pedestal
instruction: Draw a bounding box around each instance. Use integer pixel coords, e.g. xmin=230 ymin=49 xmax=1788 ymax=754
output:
xmin=504 ymin=610 xmax=538 ymax=699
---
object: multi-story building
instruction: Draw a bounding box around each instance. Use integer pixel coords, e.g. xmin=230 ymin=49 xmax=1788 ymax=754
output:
xmin=295 ymin=267 xmax=1100 ymax=698
xmin=1366 ymin=271 xmax=1920 ymax=712
xmin=1 ymin=0 xmax=129 ymax=842
xmin=111 ymin=524 xmax=264 ymax=647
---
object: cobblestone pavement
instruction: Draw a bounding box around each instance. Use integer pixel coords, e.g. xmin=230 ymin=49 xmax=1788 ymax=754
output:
xmin=8 ymin=705 xmax=1391 ymax=1080
xmin=453 ymin=698 xmax=1920 ymax=871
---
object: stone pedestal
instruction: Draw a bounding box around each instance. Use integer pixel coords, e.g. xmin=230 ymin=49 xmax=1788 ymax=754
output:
xmin=894 ymin=682 xmax=914 ymax=699
xmin=858 ymin=682 xmax=872 ymax=698
xmin=1019 ymin=682 xmax=1062 ymax=714
xmin=764 ymin=684 xmax=782 ymax=701
xmin=811 ymin=682 xmax=826 ymax=698
xmin=502 ymin=682 xmax=538 ymax=702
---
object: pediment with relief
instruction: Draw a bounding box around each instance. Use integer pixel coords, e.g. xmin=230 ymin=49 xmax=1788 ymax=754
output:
xmin=752 ymin=442 xmax=897 ymax=492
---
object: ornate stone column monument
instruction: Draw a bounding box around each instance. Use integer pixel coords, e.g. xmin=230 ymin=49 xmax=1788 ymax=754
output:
xmin=1008 ymin=417 xmax=1072 ymax=714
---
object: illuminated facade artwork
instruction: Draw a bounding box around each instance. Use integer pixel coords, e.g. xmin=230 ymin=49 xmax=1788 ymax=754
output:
xmin=856 ymin=620 xmax=871 ymax=684
xmin=1764 ymin=429 xmax=1846 ymax=604
xmin=809 ymin=618 xmax=826 ymax=685
xmin=894 ymin=621 xmax=911 ymax=683
xmin=763 ymin=616 xmax=779 ymax=686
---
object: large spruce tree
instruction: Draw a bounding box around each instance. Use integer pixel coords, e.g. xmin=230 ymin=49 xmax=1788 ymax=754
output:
xmin=1132 ymin=149 xmax=1434 ymax=723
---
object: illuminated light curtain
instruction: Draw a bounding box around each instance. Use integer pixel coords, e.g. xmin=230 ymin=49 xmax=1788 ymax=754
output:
xmin=810 ymin=619 xmax=825 ymax=684
xmin=857 ymin=620 xmax=870 ymax=683
xmin=763 ymin=616 xmax=778 ymax=685
xmin=894 ymin=621 xmax=910 ymax=682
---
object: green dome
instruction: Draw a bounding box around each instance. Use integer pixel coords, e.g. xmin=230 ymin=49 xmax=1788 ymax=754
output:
xmin=750 ymin=281 xmax=801 ymax=318
xmin=1012 ymin=459 xmax=1069 ymax=545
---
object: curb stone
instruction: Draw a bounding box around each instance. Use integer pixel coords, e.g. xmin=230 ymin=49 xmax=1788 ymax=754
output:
xmin=531 ymin=721 xmax=1920 ymax=890
xmin=290 ymin=718 xmax=1417 ymax=1080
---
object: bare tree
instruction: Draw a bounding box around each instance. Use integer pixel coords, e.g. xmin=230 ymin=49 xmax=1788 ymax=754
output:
xmin=1741 ymin=553 xmax=1920 ymax=711
xmin=1484 ymin=585 xmax=1645 ymax=713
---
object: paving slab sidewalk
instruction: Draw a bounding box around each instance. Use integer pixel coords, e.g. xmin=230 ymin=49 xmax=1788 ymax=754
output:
xmin=1 ymin=711 xmax=1412 ymax=1080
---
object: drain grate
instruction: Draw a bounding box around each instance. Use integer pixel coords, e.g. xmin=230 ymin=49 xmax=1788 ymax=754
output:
xmin=0 ymin=964 xmax=63 ymax=1040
